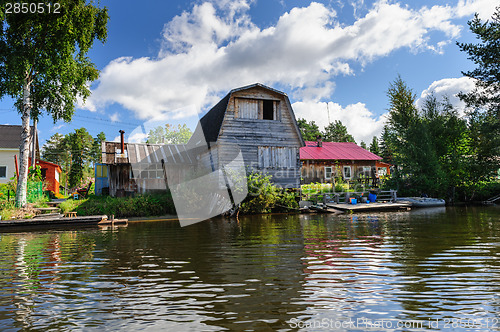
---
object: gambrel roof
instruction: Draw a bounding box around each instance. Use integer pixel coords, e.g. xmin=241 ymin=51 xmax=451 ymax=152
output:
xmin=189 ymin=83 xmax=305 ymax=147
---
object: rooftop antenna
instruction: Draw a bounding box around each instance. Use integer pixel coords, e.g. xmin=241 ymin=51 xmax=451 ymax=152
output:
xmin=326 ymin=102 xmax=331 ymax=124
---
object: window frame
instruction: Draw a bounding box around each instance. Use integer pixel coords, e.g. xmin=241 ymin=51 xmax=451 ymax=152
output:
xmin=343 ymin=165 xmax=352 ymax=179
xmin=0 ymin=165 xmax=7 ymax=179
xmin=324 ymin=166 xmax=333 ymax=180
xmin=357 ymin=166 xmax=371 ymax=177
xmin=377 ymin=167 xmax=387 ymax=177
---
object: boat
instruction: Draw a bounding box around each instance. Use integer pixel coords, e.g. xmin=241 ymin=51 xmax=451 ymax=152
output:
xmin=0 ymin=215 xmax=108 ymax=229
xmin=396 ymin=197 xmax=445 ymax=208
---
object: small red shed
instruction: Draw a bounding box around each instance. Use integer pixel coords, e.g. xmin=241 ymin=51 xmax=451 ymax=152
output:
xmin=29 ymin=158 xmax=62 ymax=194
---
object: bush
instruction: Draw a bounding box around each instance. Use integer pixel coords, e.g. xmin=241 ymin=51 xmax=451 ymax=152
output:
xmin=274 ymin=190 xmax=299 ymax=212
xmin=238 ymin=171 xmax=298 ymax=214
xmin=457 ymin=180 xmax=500 ymax=202
xmin=59 ymin=192 xmax=176 ymax=218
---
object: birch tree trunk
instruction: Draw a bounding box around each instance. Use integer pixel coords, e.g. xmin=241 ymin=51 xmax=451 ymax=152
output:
xmin=15 ymin=77 xmax=32 ymax=207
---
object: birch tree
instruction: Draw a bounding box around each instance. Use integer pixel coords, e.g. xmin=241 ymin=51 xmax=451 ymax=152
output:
xmin=0 ymin=0 xmax=108 ymax=206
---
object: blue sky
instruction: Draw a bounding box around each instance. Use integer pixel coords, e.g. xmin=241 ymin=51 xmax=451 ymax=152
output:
xmin=0 ymin=0 xmax=496 ymax=147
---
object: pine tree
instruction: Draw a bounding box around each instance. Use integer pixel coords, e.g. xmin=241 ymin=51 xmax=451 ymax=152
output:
xmin=323 ymin=120 xmax=356 ymax=143
xmin=457 ymin=7 xmax=500 ymax=178
xmin=369 ymin=136 xmax=380 ymax=156
xmin=296 ymin=119 xmax=322 ymax=141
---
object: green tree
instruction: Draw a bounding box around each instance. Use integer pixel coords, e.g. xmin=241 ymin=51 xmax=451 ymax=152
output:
xmin=457 ymin=7 xmax=500 ymax=178
xmin=147 ymin=124 xmax=192 ymax=144
xmin=421 ymin=94 xmax=471 ymax=199
xmin=41 ymin=133 xmax=69 ymax=166
xmin=323 ymin=120 xmax=356 ymax=143
xmin=369 ymin=136 xmax=380 ymax=155
xmin=67 ymin=128 xmax=93 ymax=188
xmin=0 ymin=0 xmax=108 ymax=206
xmin=379 ymin=126 xmax=394 ymax=164
xmin=383 ymin=77 xmax=478 ymax=199
xmin=386 ymin=75 xmax=419 ymax=133
xmin=385 ymin=77 xmax=443 ymax=196
xmin=42 ymin=133 xmax=71 ymax=191
xmin=90 ymin=131 xmax=106 ymax=165
xmin=296 ymin=118 xmax=322 ymax=141
xmin=360 ymin=141 xmax=367 ymax=149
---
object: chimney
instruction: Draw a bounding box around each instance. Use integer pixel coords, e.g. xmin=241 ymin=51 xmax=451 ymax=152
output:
xmin=119 ymin=130 xmax=125 ymax=153
xmin=316 ymin=135 xmax=322 ymax=147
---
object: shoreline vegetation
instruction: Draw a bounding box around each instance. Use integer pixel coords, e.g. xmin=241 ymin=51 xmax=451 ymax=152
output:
xmin=1 ymin=173 xmax=498 ymax=221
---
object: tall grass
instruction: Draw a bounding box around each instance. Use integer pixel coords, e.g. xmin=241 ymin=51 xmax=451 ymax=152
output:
xmin=59 ymin=193 xmax=176 ymax=218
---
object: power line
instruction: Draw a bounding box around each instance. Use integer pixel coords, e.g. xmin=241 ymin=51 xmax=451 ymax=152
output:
xmin=73 ymin=114 xmax=143 ymax=127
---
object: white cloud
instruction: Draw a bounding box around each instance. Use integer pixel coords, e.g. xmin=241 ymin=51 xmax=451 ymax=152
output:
xmin=85 ymin=0 xmax=484 ymax=120
xmin=455 ymin=0 xmax=498 ymax=20
xmin=50 ymin=124 xmax=65 ymax=132
xmin=292 ymin=100 xmax=387 ymax=144
xmin=417 ymin=77 xmax=475 ymax=115
xmin=110 ymin=112 xmax=119 ymax=122
xmin=113 ymin=132 xmax=148 ymax=144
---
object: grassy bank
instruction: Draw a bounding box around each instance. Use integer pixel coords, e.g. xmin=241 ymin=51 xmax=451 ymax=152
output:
xmin=59 ymin=193 xmax=176 ymax=218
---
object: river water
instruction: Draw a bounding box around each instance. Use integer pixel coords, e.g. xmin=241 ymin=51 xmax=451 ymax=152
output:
xmin=0 ymin=206 xmax=499 ymax=331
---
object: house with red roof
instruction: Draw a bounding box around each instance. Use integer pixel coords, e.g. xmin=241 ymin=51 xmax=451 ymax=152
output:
xmin=300 ymin=140 xmax=391 ymax=185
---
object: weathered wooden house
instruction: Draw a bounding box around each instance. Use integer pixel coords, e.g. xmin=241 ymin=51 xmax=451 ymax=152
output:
xmin=99 ymin=83 xmax=305 ymax=196
xmin=300 ymin=140 xmax=391 ymax=185
xmin=190 ymin=83 xmax=305 ymax=189
xmin=101 ymin=137 xmax=195 ymax=197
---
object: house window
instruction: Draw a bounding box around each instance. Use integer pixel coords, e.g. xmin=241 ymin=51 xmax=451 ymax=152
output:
xmin=258 ymin=146 xmax=296 ymax=168
xmin=135 ymin=163 xmax=164 ymax=179
xmin=55 ymin=170 xmax=60 ymax=182
xmin=378 ymin=167 xmax=387 ymax=176
xmin=263 ymin=100 xmax=274 ymax=120
xmin=343 ymin=166 xmax=351 ymax=179
xmin=325 ymin=166 xmax=333 ymax=180
xmin=357 ymin=166 xmax=371 ymax=177
xmin=0 ymin=166 xmax=6 ymax=179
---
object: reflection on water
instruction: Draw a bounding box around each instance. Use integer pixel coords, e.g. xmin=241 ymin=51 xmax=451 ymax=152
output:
xmin=0 ymin=206 xmax=499 ymax=331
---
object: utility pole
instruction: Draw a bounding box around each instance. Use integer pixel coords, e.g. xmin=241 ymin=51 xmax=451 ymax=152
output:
xmin=326 ymin=103 xmax=331 ymax=125
xmin=31 ymin=119 xmax=37 ymax=168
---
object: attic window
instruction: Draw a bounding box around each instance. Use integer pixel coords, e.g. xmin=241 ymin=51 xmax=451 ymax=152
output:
xmin=236 ymin=98 xmax=280 ymax=120
xmin=263 ymin=100 xmax=274 ymax=120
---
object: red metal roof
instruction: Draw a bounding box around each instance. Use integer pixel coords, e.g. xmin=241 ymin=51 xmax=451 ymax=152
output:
xmin=300 ymin=141 xmax=382 ymax=160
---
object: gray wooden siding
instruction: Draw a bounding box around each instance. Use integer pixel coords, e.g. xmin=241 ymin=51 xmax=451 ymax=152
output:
xmin=198 ymin=145 xmax=219 ymax=172
xmin=236 ymin=98 xmax=259 ymax=119
xmin=217 ymin=87 xmax=302 ymax=188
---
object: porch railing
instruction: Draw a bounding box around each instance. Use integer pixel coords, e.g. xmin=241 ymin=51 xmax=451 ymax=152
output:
xmin=306 ymin=190 xmax=398 ymax=204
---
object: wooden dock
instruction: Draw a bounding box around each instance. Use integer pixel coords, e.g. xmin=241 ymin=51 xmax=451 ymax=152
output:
xmin=0 ymin=215 xmax=108 ymax=230
xmin=326 ymin=202 xmax=411 ymax=212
